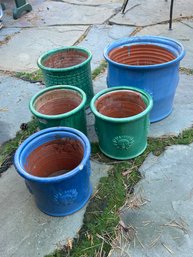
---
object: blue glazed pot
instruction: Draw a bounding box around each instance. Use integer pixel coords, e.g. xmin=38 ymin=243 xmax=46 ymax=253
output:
xmin=14 ymin=127 xmax=91 ymax=216
xmin=104 ymin=36 xmax=185 ymax=122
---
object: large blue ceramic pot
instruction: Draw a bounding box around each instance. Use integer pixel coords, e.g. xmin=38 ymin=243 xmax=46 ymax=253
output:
xmin=14 ymin=127 xmax=91 ymax=216
xmin=104 ymin=36 xmax=185 ymax=122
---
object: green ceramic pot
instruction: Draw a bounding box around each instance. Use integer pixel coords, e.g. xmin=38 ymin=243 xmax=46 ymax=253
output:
xmin=37 ymin=46 xmax=94 ymax=107
xmin=29 ymin=85 xmax=87 ymax=135
xmin=90 ymin=86 xmax=153 ymax=160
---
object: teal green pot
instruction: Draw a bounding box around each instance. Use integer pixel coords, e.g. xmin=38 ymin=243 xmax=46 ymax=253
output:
xmin=37 ymin=47 xmax=94 ymax=107
xmin=29 ymin=85 xmax=87 ymax=135
xmin=90 ymin=87 xmax=153 ymax=160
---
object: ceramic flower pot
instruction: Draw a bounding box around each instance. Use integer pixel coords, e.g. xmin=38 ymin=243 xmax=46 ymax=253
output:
xmin=29 ymin=85 xmax=87 ymax=135
xmin=90 ymin=86 xmax=153 ymax=160
xmin=37 ymin=46 xmax=94 ymax=107
xmin=14 ymin=127 xmax=92 ymax=216
xmin=104 ymin=36 xmax=185 ymax=122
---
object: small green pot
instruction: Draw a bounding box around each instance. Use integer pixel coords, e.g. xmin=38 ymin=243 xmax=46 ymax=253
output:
xmin=29 ymin=85 xmax=87 ymax=135
xmin=37 ymin=46 xmax=94 ymax=107
xmin=90 ymin=87 xmax=153 ymax=160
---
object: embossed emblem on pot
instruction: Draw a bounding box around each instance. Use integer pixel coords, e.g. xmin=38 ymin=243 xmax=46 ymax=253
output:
xmin=113 ymin=135 xmax=134 ymax=150
xmin=54 ymin=189 xmax=78 ymax=206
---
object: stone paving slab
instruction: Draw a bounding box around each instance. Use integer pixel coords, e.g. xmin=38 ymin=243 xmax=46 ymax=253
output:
xmin=63 ymin=0 xmax=122 ymax=5
xmin=0 ymin=74 xmax=43 ymax=145
xmin=0 ymin=26 xmax=88 ymax=72
xmin=110 ymin=0 xmax=193 ymax=27
xmin=136 ymin=21 xmax=193 ymax=70
xmin=89 ymin=72 xmax=193 ymax=139
xmin=0 ymin=28 xmax=21 ymax=42
xmin=78 ymin=24 xmax=135 ymax=70
xmin=109 ymin=143 xmax=193 ymax=257
xmin=0 ymin=161 xmax=111 ymax=257
xmin=4 ymin=1 xmax=117 ymax=28
xmin=149 ymin=73 xmax=193 ymax=137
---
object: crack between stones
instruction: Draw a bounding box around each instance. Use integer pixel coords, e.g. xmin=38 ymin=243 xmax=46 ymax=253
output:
xmin=50 ymin=0 xmax=108 ymax=8
xmin=109 ymin=15 xmax=193 ymax=28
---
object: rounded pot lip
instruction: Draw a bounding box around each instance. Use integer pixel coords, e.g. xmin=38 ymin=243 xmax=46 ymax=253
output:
xmin=29 ymin=85 xmax=87 ymax=120
xmin=14 ymin=127 xmax=91 ymax=183
xmin=37 ymin=46 xmax=92 ymax=72
xmin=90 ymin=86 xmax=153 ymax=122
xmin=104 ymin=35 xmax=185 ymax=70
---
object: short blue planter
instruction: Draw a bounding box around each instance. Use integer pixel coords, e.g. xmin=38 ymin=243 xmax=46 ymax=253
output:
xmin=14 ymin=127 xmax=92 ymax=217
xmin=104 ymin=36 xmax=185 ymax=122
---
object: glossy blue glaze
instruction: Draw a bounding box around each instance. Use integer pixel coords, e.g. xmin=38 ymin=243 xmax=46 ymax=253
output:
xmin=14 ymin=127 xmax=91 ymax=216
xmin=104 ymin=36 xmax=185 ymax=122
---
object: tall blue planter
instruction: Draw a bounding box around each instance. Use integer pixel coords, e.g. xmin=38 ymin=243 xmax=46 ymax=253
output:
xmin=14 ymin=127 xmax=91 ymax=216
xmin=104 ymin=36 xmax=185 ymax=122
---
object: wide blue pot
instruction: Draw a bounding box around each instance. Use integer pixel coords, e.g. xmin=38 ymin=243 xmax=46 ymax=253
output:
xmin=104 ymin=36 xmax=185 ymax=122
xmin=14 ymin=127 xmax=92 ymax=216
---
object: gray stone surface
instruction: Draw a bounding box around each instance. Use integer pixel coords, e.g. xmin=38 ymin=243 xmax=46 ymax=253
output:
xmin=110 ymin=0 xmax=193 ymax=26
xmin=78 ymin=24 xmax=135 ymax=70
xmin=0 ymin=74 xmax=42 ymax=145
xmin=149 ymin=73 xmax=193 ymax=137
xmin=0 ymin=28 xmax=21 ymax=42
xmin=0 ymin=161 xmax=111 ymax=257
xmin=0 ymin=26 xmax=88 ymax=72
xmin=109 ymin=144 xmax=193 ymax=257
xmin=86 ymin=71 xmax=108 ymax=142
xmin=5 ymin=1 xmax=117 ymax=28
xmin=63 ymin=0 xmax=122 ymax=5
xmin=136 ymin=21 xmax=193 ymax=69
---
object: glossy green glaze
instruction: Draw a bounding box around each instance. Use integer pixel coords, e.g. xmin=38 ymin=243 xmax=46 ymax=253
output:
xmin=29 ymin=85 xmax=87 ymax=135
xmin=37 ymin=47 xmax=94 ymax=107
xmin=90 ymin=86 xmax=153 ymax=160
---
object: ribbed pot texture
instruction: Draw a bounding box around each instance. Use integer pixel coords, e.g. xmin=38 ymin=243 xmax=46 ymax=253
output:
xmin=104 ymin=36 xmax=185 ymax=122
xmin=37 ymin=47 xmax=94 ymax=107
xmin=108 ymin=44 xmax=176 ymax=66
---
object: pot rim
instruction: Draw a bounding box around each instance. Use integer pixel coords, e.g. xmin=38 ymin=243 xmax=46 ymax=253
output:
xmin=14 ymin=127 xmax=91 ymax=183
xmin=29 ymin=85 xmax=87 ymax=119
xmin=104 ymin=35 xmax=185 ymax=70
xmin=37 ymin=46 xmax=92 ymax=72
xmin=90 ymin=86 xmax=153 ymax=122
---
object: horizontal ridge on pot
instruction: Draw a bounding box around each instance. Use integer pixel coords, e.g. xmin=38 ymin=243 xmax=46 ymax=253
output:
xmin=14 ymin=127 xmax=92 ymax=216
xmin=29 ymin=85 xmax=87 ymax=135
xmin=104 ymin=36 xmax=185 ymax=122
xmin=90 ymin=86 xmax=153 ymax=160
xmin=108 ymin=45 xmax=176 ymax=66
xmin=37 ymin=46 xmax=94 ymax=107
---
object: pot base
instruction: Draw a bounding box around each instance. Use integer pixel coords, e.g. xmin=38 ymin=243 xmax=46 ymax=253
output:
xmin=98 ymin=143 xmax=147 ymax=160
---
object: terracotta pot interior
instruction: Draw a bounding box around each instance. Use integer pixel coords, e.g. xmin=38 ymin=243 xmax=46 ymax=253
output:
xmin=43 ymin=49 xmax=88 ymax=68
xmin=34 ymin=89 xmax=82 ymax=115
xmin=108 ymin=44 xmax=176 ymax=66
xmin=25 ymin=138 xmax=84 ymax=177
xmin=95 ymin=90 xmax=146 ymax=118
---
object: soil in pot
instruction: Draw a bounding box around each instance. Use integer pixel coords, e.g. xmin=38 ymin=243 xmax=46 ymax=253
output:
xmin=95 ymin=90 xmax=146 ymax=118
xmin=43 ymin=49 xmax=88 ymax=69
xmin=25 ymin=138 xmax=84 ymax=177
xmin=108 ymin=44 xmax=176 ymax=66
xmin=34 ymin=89 xmax=82 ymax=115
